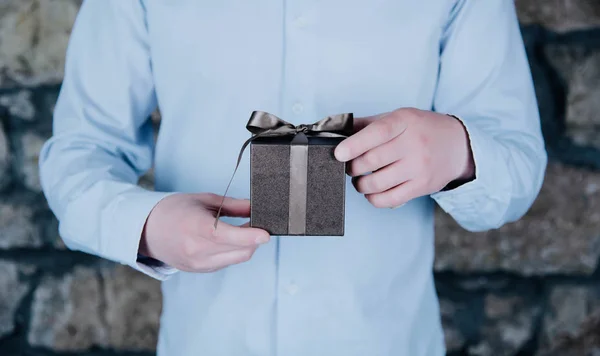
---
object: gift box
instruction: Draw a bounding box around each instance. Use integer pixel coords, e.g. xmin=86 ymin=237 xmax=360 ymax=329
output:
xmin=216 ymin=111 xmax=353 ymax=236
xmin=251 ymin=135 xmax=347 ymax=236
xmin=248 ymin=111 xmax=353 ymax=236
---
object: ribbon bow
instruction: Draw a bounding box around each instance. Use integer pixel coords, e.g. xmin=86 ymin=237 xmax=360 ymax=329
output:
xmin=215 ymin=110 xmax=353 ymax=229
xmin=246 ymin=111 xmax=354 ymax=137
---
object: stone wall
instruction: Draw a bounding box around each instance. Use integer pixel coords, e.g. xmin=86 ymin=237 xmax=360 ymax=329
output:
xmin=0 ymin=1 xmax=598 ymax=355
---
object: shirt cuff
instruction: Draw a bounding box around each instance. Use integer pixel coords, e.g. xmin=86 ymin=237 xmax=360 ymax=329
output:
xmin=136 ymin=254 xmax=179 ymax=280
xmin=430 ymin=115 xmax=511 ymax=226
xmin=101 ymin=187 xmax=179 ymax=281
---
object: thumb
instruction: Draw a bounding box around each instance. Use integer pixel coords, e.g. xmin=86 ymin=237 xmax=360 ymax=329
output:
xmin=199 ymin=194 xmax=251 ymax=218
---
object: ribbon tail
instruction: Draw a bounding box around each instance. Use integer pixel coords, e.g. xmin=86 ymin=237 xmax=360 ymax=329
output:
xmin=287 ymin=133 xmax=309 ymax=235
xmin=214 ymin=128 xmax=296 ymax=229
xmin=213 ymin=135 xmax=257 ymax=229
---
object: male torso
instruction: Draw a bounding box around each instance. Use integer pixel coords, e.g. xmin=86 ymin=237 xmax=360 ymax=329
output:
xmin=145 ymin=1 xmax=448 ymax=355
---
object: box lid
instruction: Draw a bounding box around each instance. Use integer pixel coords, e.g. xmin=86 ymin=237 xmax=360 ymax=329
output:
xmin=252 ymin=136 xmax=344 ymax=146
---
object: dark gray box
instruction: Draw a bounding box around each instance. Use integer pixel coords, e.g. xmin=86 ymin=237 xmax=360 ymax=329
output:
xmin=250 ymin=136 xmax=345 ymax=236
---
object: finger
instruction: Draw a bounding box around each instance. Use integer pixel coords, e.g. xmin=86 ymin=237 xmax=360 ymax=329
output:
xmin=199 ymin=193 xmax=251 ymax=218
xmin=203 ymin=238 xmax=253 ymax=256
xmin=347 ymin=135 xmax=407 ymax=176
xmin=187 ymin=246 xmax=258 ymax=273
xmin=203 ymin=218 xmax=270 ymax=247
xmin=353 ymin=160 xmax=412 ymax=195
xmin=218 ymin=197 xmax=251 ymax=217
xmin=335 ymin=113 xmax=408 ymax=163
xmin=352 ymin=114 xmax=381 ymax=133
xmin=365 ymin=180 xmax=422 ymax=208
xmin=206 ymin=247 xmax=258 ymax=269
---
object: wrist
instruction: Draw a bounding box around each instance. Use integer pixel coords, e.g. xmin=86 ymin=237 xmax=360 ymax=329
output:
xmin=138 ymin=229 xmax=151 ymax=257
xmin=448 ymin=114 xmax=475 ymax=182
xmin=138 ymin=224 xmax=168 ymax=267
xmin=139 ymin=208 xmax=159 ymax=260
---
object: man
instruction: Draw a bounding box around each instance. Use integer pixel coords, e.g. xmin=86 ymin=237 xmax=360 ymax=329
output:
xmin=40 ymin=1 xmax=546 ymax=355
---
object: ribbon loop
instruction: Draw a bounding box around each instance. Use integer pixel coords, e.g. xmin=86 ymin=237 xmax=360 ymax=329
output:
xmin=214 ymin=111 xmax=354 ymax=229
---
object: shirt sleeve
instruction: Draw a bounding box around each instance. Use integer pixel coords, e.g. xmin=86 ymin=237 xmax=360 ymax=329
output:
xmin=429 ymin=0 xmax=547 ymax=232
xmin=39 ymin=0 xmax=178 ymax=280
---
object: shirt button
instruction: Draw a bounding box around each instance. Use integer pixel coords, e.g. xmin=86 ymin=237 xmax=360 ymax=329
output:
xmin=286 ymin=283 xmax=299 ymax=295
xmin=292 ymin=16 xmax=308 ymax=29
xmin=292 ymin=103 xmax=304 ymax=114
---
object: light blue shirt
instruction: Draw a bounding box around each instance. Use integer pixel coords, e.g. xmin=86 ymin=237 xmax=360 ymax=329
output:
xmin=39 ymin=1 xmax=547 ymax=355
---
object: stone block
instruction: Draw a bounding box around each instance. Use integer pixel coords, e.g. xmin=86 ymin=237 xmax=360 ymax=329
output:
xmin=0 ymin=124 xmax=10 ymax=190
xmin=138 ymin=168 xmax=155 ymax=191
xmin=101 ymin=265 xmax=162 ymax=350
xmin=42 ymin=214 xmax=66 ymax=250
xmin=20 ymin=131 xmax=46 ymax=193
xmin=545 ymin=45 xmax=600 ymax=149
xmin=440 ymin=297 xmax=468 ymax=353
xmin=516 ymin=0 xmax=600 ymax=32
xmin=539 ymin=285 xmax=600 ymax=352
xmin=28 ymin=265 xmax=161 ymax=352
xmin=28 ymin=267 xmax=105 ymax=351
xmin=0 ymin=91 xmax=35 ymax=121
xmin=435 ymin=162 xmax=600 ymax=275
xmin=468 ymin=294 xmax=540 ymax=356
xmin=0 ymin=0 xmax=81 ymax=88
xmin=538 ymin=310 xmax=600 ymax=356
xmin=0 ymin=200 xmax=42 ymax=249
xmin=0 ymin=260 xmax=31 ymax=337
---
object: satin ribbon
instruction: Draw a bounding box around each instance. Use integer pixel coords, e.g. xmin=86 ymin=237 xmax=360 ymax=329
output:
xmin=215 ymin=110 xmax=353 ymax=234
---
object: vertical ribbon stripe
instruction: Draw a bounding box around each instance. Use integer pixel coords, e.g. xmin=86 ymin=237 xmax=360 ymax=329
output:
xmin=288 ymin=133 xmax=309 ymax=234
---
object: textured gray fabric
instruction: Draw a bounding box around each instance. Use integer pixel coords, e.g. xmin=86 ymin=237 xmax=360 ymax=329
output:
xmin=306 ymin=143 xmax=345 ymax=235
xmin=250 ymin=137 xmax=345 ymax=236
xmin=250 ymin=143 xmax=290 ymax=235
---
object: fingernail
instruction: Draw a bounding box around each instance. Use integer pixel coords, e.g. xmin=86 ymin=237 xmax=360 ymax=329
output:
xmin=335 ymin=146 xmax=349 ymax=162
xmin=255 ymin=235 xmax=269 ymax=244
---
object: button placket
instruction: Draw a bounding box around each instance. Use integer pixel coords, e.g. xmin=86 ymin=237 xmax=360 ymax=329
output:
xmin=292 ymin=15 xmax=308 ymax=29
xmin=281 ymin=4 xmax=315 ymax=121
xmin=286 ymin=282 xmax=299 ymax=295
xmin=277 ymin=4 xmax=317 ymax=356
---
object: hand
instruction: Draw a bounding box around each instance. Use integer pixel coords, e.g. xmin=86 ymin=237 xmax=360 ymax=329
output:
xmin=139 ymin=193 xmax=270 ymax=272
xmin=334 ymin=108 xmax=475 ymax=208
